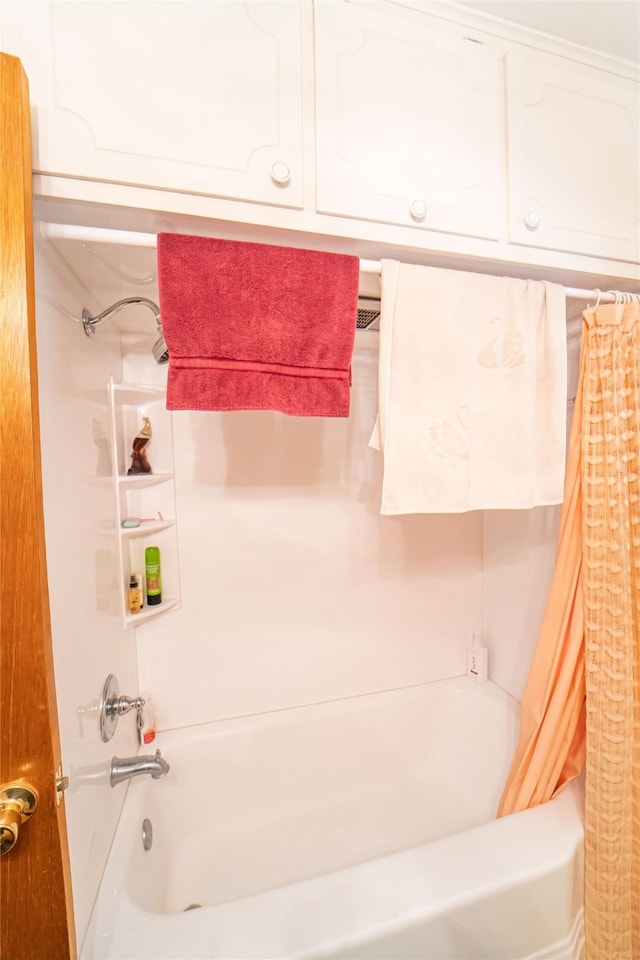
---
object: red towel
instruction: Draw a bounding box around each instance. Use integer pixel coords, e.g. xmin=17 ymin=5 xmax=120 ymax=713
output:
xmin=157 ymin=234 xmax=360 ymax=417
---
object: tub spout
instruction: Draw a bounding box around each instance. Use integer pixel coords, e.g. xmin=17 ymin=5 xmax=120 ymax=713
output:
xmin=110 ymin=748 xmax=170 ymax=787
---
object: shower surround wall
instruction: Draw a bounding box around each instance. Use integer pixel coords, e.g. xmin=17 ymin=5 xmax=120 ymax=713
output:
xmin=124 ymin=329 xmax=563 ymax=729
xmin=482 ymin=327 xmax=578 ymax=701
xmin=482 ymin=508 xmax=561 ymax=700
xmin=124 ymin=338 xmax=485 ymax=730
xmin=33 ymin=240 xmax=140 ymax=948
xmin=123 ymin=333 xmax=562 ymax=731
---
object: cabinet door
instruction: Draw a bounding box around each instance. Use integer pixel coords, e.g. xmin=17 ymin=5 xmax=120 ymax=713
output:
xmin=0 ymin=1 xmax=305 ymax=208
xmin=314 ymin=1 xmax=505 ymax=240
xmin=507 ymin=52 xmax=640 ymax=262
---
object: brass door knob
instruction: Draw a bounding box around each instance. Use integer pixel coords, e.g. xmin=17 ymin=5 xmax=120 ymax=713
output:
xmin=0 ymin=783 xmax=38 ymax=855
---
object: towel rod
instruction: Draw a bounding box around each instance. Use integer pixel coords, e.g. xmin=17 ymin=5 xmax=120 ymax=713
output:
xmin=38 ymin=223 xmax=638 ymax=304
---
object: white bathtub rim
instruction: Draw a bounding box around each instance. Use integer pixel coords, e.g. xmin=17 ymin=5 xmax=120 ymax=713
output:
xmin=84 ymin=776 xmax=583 ymax=960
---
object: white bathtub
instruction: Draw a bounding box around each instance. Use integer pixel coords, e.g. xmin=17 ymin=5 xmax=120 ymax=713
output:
xmin=83 ymin=678 xmax=584 ymax=960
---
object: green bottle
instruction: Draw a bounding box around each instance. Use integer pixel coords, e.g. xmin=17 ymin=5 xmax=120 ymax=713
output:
xmin=145 ymin=546 xmax=162 ymax=606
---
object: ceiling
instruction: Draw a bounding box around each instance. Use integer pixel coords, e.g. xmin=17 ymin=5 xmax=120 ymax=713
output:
xmin=454 ymin=0 xmax=640 ymax=63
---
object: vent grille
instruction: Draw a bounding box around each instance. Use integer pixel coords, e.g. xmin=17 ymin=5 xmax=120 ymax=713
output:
xmin=357 ymin=298 xmax=381 ymax=330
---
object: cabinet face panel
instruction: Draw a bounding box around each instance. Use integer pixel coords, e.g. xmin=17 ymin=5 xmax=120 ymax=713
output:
xmin=314 ymin=1 xmax=505 ymax=239
xmin=3 ymin=1 xmax=304 ymax=207
xmin=507 ymin=53 xmax=640 ymax=262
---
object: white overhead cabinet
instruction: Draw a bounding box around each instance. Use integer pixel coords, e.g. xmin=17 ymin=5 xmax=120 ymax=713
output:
xmin=313 ymin=1 xmax=506 ymax=240
xmin=506 ymin=52 xmax=640 ymax=262
xmin=6 ymin=0 xmax=305 ymax=208
xmin=1 ymin=0 xmax=638 ymax=272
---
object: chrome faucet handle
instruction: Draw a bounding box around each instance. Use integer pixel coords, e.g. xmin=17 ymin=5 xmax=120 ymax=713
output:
xmin=111 ymin=694 xmax=145 ymax=721
xmin=99 ymin=674 xmax=145 ymax=742
xmin=113 ymin=694 xmax=145 ymax=731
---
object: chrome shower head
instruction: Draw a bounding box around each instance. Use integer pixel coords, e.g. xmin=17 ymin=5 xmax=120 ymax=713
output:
xmin=79 ymin=297 xmax=169 ymax=365
xmin=153 ymin=330 xmax=169 ymax=365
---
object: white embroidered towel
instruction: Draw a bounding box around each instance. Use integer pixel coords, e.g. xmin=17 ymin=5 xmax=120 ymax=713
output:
xmin=370 ymin=261 xmax=567 ymax=514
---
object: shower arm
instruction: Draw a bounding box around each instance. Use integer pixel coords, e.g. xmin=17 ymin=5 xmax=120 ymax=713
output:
xmin=81 ymin=297 xmax=161 ymax=338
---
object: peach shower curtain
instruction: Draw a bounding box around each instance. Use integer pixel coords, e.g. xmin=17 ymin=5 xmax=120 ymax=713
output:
xmin=581 ymin=300 xmax=640 ymax=959
xmin=497 ymin=329 xmax=586 ymax=815
xmin=500 ymin=299 xmax=640 ymax=960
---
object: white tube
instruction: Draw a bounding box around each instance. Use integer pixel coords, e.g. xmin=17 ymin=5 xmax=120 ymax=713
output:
xmin=39 ymin=223 xmax=158 ymax=248
xmin=38 ymin=223 xmax=637 ymax=302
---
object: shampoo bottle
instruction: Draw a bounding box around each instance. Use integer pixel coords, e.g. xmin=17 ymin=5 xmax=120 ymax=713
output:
xmin=466 ymin=633 xmax=488 ymax=683
xmin=145 ymin=545 xmax=162 ymax=606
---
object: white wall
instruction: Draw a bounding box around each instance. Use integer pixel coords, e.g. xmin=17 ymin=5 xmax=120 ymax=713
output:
xmin=34 ymin=240 xmax=140 ymax=950
xmin=127 ymin=334 xmax=484 ymax=730
xmin=482 ymin=507 xmax=561 ymax=701
xmin=482 ymin=327 xmax=580 ymax=702
xmin=124 ymin=321 xmax=568 ymax=727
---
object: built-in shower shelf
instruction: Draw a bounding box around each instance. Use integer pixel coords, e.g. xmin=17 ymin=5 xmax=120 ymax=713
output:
xmin=107 ymin=377 xmax=180 ymax=628
xmin=117 ymin=473 xmax=173 ymax=490
xmin=123 ymin=596 xmax=179 ymax=627
xmin=110 ymin=382 xmax=166 ymax=406
xmin=120 ymin=519 xmax=176 ymax=539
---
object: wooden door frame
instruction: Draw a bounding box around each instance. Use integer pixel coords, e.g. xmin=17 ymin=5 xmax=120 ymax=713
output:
xmin=0 ymin=52 xmax=76 ymax=960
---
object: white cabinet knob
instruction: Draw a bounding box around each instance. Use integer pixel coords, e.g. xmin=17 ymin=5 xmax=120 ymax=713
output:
xmin=524 ymin=209 xmax=541 ymax=231
xmin=409 ymin=199 xmax=427 ymax=222
xmin=271 ymin=161 xmax=291 ymax=186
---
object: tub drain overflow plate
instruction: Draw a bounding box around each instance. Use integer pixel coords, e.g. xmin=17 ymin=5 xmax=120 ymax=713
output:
xmin=141 ymin=818 xmax=153 ymax=851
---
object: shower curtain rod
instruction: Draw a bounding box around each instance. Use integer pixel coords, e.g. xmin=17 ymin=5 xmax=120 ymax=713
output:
xmin=39 ymin=223 xmax=637 ymax=303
